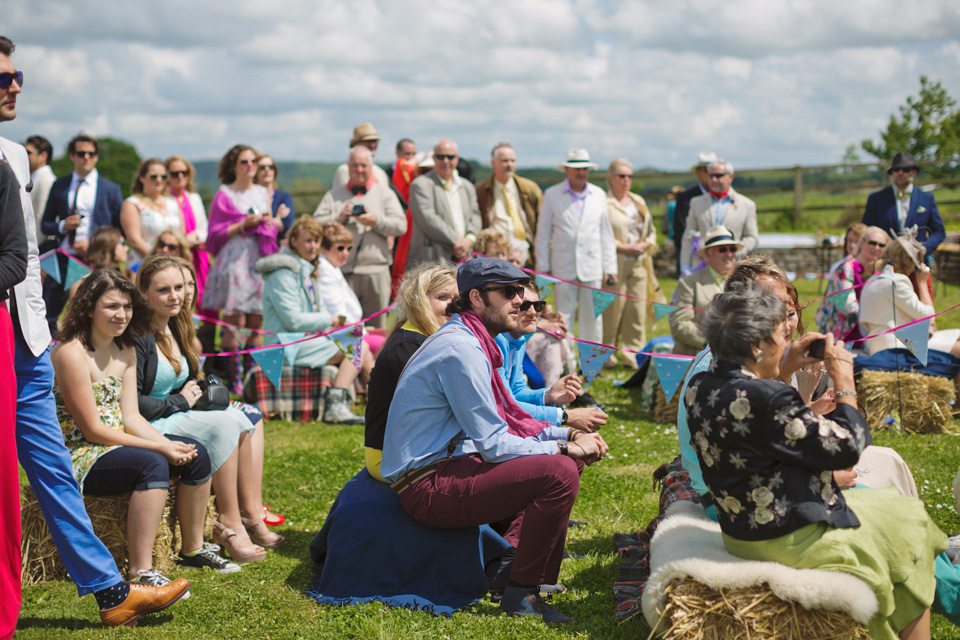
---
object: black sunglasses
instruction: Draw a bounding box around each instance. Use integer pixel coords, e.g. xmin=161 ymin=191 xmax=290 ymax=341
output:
xmin=708 ymin=172 xmax=728 ymax=179
xmin=147 ymin=173 xmax=167 ymax=181
xmin=519 ymin=300 xmax=546 ymax=313
xmin=480 ymin=285 xmax=524 ymax=300
xmin=168 ymin=170 xmax=189 ymax=178
xmin=434 ymin=154 xmax=457 ymax=161
xmin=156 ymin=240 xmax=180 ymax=251
xmin=0 ymin=71 xmax=23 ymax=89
xmin=73 ymin=150 xmax=97 ymax=159
xmin=335 ymin=245 xmax=353 ymax=252
xmin=715 ymin=246 xmax=738 ymax=254
xmin=258 ymin=164 xmax=275 ymax=171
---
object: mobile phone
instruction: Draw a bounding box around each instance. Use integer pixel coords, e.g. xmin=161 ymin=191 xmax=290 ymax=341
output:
xmin=807 ymin=339 xmax=826 ymax=360
xmin=352 ymin=204 xmax=366 ymax=216
xmin=605 ymin=275 xmax=616 ymax=287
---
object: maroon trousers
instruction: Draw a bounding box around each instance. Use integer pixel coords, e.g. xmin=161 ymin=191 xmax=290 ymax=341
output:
xmin=0 ymin=305 xmax=20 ymax=639
xmin=398 ymin=453 xmax=582 ymax=586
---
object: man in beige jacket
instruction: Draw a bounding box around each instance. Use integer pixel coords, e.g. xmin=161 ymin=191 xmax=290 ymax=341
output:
xmin=314 ymin=146 xmax=407 ymax=327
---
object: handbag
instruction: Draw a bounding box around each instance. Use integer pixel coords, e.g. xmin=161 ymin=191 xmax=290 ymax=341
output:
xmin=193 ymin=374 xmax=230 ymax=411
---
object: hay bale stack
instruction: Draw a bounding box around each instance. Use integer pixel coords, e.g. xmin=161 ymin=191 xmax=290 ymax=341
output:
xmin=857 ymin=370 xmax=955 ymax=434
xmin=653 ymin=385 xmax=680 ymax=425
xmin=652 ymin=578 xmax=868 ymax=640
xmin=21 ymin=486 xmax=217 ymax=584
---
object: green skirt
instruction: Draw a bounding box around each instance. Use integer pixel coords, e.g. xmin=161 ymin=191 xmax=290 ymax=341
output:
xmin=722 ymin=487 xmax=947 ymax=640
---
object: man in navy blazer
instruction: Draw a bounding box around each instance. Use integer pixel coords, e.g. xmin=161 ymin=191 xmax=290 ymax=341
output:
xmin=40 ymin=133 xmax=122 ymax=335
xmin=862 ymin=152 xmax=944 ymax=265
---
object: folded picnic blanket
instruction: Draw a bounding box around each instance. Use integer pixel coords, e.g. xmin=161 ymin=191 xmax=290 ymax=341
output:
xmin=306 ymin=469 xmax=512 ymax=616
xmin=641 ymin=501 xmax=879 ymax=629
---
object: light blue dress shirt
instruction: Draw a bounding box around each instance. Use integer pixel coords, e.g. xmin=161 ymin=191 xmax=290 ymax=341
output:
xmin=381 ymin=314 xmax=567 ymax=484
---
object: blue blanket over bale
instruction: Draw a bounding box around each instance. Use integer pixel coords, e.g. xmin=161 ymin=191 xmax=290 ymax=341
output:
xmin=305 ymin=469 xmax=512 ymax=616
xmin=854 ymin=347 xmax=960 ymax=379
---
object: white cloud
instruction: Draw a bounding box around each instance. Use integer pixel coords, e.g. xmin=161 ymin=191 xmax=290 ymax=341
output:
xmin=2 ymin=0 xmax=958 ymax=171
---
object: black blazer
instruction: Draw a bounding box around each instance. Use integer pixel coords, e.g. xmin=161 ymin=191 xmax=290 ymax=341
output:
xmin=672 ymin=183 xmax=704 ymax=252
xmin=686 ymin=359 xmax=871 ymax=541
xmin=134 ymin=333 xmax=190 ymax=421
xmin=41 ymin=173 xmax=123 ymax=242
xmin=0 ymin=162 xmax=27 ymax=298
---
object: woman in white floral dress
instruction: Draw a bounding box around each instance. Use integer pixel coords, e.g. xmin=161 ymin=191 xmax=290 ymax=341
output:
xmin=119 ymin=159 xmax=182 ymax=266
xmin=685 ymin=284 xmax=945 ymax=640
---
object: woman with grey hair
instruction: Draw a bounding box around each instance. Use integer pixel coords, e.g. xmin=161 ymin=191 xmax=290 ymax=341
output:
xmin=686 ymin=284 xmax=946 ymax=640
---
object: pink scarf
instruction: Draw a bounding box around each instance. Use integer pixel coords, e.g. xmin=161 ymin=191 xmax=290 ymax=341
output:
xmin=206 ymin=189 xmax=279 ymax=257
xmin=459 ymin=311 xmax=549 ymax=439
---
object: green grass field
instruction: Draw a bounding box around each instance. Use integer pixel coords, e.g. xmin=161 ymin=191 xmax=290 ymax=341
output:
xmin=15 ymin=278 xmax=960 ymax=639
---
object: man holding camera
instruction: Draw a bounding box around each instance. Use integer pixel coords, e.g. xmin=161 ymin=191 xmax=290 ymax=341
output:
xmin=314 ymin=145 xmax=406 ymax=328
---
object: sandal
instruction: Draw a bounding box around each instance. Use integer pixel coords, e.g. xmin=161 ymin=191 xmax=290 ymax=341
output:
xmin=212 ymin=521 xmax=266 ymax=563
xmin=242 ymin=516 xmax=285 ymax=550
xmin=262 ymin=506 xmax=285 ymax=527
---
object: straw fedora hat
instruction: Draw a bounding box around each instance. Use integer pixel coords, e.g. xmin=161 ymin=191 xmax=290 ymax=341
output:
xmin=349 ymin=122 xmax=381 ymax=147
xmin=558 ymin=148 xmax=598 ymax=171
xmin=697 ymin=225 xmax=743 ymax=258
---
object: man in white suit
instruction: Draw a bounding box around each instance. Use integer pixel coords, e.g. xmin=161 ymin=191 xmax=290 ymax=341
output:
xmin=535 ymin=149 xmax=616 ymax=343
xmin=0 ymin=34 xmax=189 ymax=631
xmin=406 ymin=138 xmax=480 ymax=268
xmin=679 ymin=159 xmax=757 ymax=275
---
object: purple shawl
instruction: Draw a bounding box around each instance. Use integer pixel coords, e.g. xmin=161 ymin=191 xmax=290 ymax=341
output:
xmin=206 ymin=189 xmax=279 ymax=257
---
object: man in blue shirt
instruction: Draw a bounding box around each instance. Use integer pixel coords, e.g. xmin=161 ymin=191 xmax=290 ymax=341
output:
xmin=382 ymin=257 xmax=609 ymax=623
xmin=495 ymin=281 xmax=607 ymax=432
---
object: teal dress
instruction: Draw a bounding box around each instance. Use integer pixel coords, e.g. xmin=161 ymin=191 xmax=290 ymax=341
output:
xmin=149 ymin=355 xmax=255 ymax=472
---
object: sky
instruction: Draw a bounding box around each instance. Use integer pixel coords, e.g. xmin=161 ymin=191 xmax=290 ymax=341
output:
xmin=4 ymin=0 xmax=960 ymax=171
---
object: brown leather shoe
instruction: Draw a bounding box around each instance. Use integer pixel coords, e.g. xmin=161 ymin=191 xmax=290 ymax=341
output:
xmin=99 ymin=578 xmax=191 ymax=627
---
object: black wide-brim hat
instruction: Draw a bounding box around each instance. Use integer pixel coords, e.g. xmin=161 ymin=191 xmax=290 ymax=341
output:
xmin=887 ymin=152 xmax=920 ymax=174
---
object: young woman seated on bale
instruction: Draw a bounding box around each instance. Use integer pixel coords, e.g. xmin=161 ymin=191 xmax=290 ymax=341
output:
xmin=135 ymin=255 xmax=283 ymax=564
xmin=685 ymin=284 xmax=946 ymax=640
xmin=51 ymin=269 xmax=238 ymax=585
xmin=256 ymin=216 xmax=375 ymax=424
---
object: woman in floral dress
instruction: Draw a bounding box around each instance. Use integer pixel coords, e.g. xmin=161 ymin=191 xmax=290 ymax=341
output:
xmin=119 ymin=159 xmax=182 ymax=266
xmin=51 ymin=269 xmax=237 ymax=586
xmin=685 ymin=284 xmax=945 ymax=640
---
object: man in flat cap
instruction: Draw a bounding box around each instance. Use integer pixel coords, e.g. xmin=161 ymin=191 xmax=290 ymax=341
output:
xmin=331 ymin=122 xmax=390 ymax=189
xmin=862 ymin=152 xmax=944 ymax=266
xmin=382 ymin=257 xmax=608 ymax=624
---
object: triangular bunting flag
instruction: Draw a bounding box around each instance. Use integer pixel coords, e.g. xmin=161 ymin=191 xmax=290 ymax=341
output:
xmin=40 ymin=252 xmax=61 ymax=284
xmin=534 ymin=274 xmax=558 ymax=300
xmin=329 ymin=325 xmax=364 ymax=370
xmin=784 ymin=271 xmax=797 ymax=282
xmin=653 ymin=355 xmax=693 ymax=402
xmin=894 ymin=319 xmax=929 ymax=366
xmin=277 ymin=332 xmax=306 ymax=366
xmin=825 ymin=288 xmax=851 ymax=306
xmin=63 ymin=259 xmax=92 ymax=290
xmin=250 ymin=346 xmax=284 ymax=389
xmin=591 ymin=289 xmax=618 ymax=317
xmin=653 ymin=302 xmax=679 ymax=322
xmin=576 ymin=341 xmax=616 ymax=385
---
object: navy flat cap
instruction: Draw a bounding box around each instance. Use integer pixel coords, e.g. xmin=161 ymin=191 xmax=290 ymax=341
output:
xmin=457 ymin=257 xmax=530 ymax=293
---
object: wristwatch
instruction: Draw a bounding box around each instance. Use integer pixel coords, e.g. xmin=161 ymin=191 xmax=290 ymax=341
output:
xmin=558 ymin=441 xmax=569 ymax=456
xmin=560 ymin=409 xmax=569 ymax=425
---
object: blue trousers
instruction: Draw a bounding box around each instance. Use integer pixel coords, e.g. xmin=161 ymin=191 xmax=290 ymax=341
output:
xmin=15 ymin=338 xmax=121 ymax=595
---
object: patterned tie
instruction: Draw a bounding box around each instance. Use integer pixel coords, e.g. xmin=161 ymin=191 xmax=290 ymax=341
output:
xmin=501 ymin=185 xmax=526 ymax=241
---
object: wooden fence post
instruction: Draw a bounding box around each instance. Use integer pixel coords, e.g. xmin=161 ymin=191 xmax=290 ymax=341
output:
xmin=793 ymin=166 xmax=803 ymax=225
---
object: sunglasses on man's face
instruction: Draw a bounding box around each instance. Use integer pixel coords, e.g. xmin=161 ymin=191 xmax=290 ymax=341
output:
xmin=708 ymin=172 xmax=728 ymax=179
xmin=73 ymin=150 xmax=97 ymax=159
xmin=0 ymin=71 xmax=23 ymax=89
xmin=712 ymin=245 xmax=737 ymax=254
xmin=480 ymin=285 xmax=525 ymax=300
xmin=519 ymin=300 xmax=546 ymax=313
xmin=434 ymin=154 xmax=457 ymax=161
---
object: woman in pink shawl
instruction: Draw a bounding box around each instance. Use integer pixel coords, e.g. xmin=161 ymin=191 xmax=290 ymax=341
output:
xmin=202 ymin=145 xmax=283 ymax=393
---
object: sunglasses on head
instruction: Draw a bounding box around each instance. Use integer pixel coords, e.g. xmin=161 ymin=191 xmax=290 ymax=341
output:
xmin=519 ymin=300 xmax=546 ymax=313
xmin=335 ymin=245 xmax=353 ymax=252
xmin=0 ymin=71 xmax=23 ymax=89
xmin=866 ymin=240 xmax=886 ymax=248
xmin=480 ymin=284 xmax=525 ymax=300
xmin=168 ymin=170 xmax=188 ymax=178
xmin=434 ymin=154 xmax=457 ymax=161
xmin=73 ymin=150 xmax=97 ymax=159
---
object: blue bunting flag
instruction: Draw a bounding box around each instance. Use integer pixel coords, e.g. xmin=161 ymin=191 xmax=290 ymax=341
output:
xmin=653 ymin=355 xmax=693 ymax=402
xmin=577 ymin=341 xmax=615 ymax=385
xmin=251 ymin=346 xmax=284 ymax=389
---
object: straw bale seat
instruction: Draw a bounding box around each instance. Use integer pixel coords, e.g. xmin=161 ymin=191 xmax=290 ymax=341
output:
xmin=652 ymin=385 xmax=680 ymax=425
xmin=20 ymin=485 xmax=217 ymax=584
xmin=857 ymin=369 xmax=955 ymax=433
xmin=643 ymin=503 xmax=873 ymax=640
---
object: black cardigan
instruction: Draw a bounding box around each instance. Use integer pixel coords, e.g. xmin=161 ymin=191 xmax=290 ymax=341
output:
xmin=0 ymin=162 xmax=27 ymax=299
xmin=135 ymin=333 xmax=190 ymax=421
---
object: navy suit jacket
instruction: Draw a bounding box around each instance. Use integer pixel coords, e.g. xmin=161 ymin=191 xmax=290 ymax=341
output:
xmin=861 ymin=185 xmax=944 ymax=263
xmin=41 ymin=173 xmax=123 ymax=242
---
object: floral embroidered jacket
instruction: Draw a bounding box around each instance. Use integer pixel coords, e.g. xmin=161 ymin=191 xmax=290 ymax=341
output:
xmin=686 ymin=359 xmax=872 ymax=541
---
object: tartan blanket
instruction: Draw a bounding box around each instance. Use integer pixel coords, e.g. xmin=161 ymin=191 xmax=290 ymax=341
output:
xmin=612 ymin=456 xmax=701 ymax=623
xmin=243 ymin=365 xmax=335 ymax=422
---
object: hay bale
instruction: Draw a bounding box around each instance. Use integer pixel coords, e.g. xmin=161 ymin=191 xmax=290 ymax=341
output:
xmin=650 ymin=578 xmax=868 ymax=640
xmin=21 ymin=485 xmax=217 ymax=584
xmin=857 ymin=370 xmax=955 ymax=434
xmin=653 ymin=385 xmax=680 ymax=425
